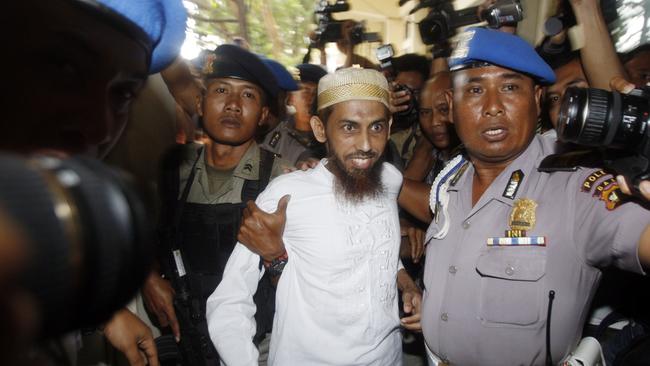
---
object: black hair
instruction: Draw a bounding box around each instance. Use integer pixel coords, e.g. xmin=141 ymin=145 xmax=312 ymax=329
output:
xmin=318 ymin=105 xmax=334 ymax=125
xmin=393 ymin=53 xmax=430 ymax=82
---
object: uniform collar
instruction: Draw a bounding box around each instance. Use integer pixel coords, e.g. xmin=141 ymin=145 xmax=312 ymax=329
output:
xmin=448 ymin=135 xmax=545 ymax=208
xmin=231 ymin=141 xmax=261 ymax=180
xmin=193 ymin=141 xmax=261 ymax=202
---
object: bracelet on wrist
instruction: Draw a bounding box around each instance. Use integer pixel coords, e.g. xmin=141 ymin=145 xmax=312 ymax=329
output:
xmin=264 ymin=249 xmax=289 ymax=277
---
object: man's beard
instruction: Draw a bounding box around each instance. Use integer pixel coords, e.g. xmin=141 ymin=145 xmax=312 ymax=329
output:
xmin=327 ymin=150 xmax=384 ymax=204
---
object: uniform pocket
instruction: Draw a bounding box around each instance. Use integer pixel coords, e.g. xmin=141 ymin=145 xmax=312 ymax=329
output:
xmin=476 ymin=248 xmax=546 ymax=326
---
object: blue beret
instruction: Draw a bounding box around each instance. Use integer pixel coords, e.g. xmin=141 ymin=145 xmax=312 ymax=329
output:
xmin=206 ymin=45 xmax=280 ymax=101
xmin=260 ymin=57 xmax=299 ymax=92
xmin=76 ymin=0 xmax=187 ymax=74
xmin=449 ymin=28 xmax=556 ymax=85
xmin=296 ymin=64 xmax=328 ymax=84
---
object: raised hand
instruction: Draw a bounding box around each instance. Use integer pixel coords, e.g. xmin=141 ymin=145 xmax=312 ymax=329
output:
xmin=238 ymin=195 xmax=291 ymax=262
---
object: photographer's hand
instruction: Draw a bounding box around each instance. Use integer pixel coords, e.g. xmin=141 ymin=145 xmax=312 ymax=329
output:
xmin=390 ymin=82 xmax=411 ymax=114
xmin=142 ymin=271 xmax=180 ymax=341
xmin=609 ymin=76 xmax=649 ymax=199
xmin=103 ymin=309 xmax=159 ymax=366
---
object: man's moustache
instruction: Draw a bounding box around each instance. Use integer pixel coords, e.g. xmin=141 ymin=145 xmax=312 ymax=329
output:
xmin=346 ymin=151 xmax=378 ymax=160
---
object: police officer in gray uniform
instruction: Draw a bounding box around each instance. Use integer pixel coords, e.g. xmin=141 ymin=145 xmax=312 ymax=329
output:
xmin=260 ymin=63 xmax=328 ymax=165
xmin=419 ymin=28 xmax=650 ymax=365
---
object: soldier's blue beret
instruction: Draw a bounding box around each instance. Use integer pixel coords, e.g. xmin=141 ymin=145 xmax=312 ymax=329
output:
xmin=260 ymin=57 xmax=299 ymax=92
xmin=449 ymin=28 xmax=556 ymax=85
xmin=296 ymin=64 xmax=328 ymax=84
xmin=206 ymin=45 xmax=280 ymax=101
xmin=79 ymin=0 xmax=187 ymax=74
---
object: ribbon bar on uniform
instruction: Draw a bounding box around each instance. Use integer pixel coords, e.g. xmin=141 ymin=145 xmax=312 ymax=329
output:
xmin=487 ymin=236 xmax=546 ymax=246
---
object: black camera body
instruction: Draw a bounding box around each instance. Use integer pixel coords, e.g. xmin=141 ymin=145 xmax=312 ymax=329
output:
xmin=0 ymin=154 xmax=153 ymax=338
xmin=415 ymin=0 xmax=523 ymax=45
xmin=557 ymin=86 xmax=650 ymax=192
xmin=310 ymin=0 xmax=379 ymax=48
xmin=375 ymin=44 xmax=419 ymax=131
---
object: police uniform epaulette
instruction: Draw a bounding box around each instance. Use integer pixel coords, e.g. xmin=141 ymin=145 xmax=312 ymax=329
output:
xmin=538 ymin=149 xmax=604 ymax=172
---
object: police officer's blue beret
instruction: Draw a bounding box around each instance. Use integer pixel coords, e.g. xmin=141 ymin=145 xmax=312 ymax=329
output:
xmin=449 ymin=28 xmax=556 ymax=85
xmin=205 ymin=45 xmax=280 ymax=101
xmin=296 ymin=64 xmax=328 ymax=84
xmin=78 ymin=0 xmax=187 ymax=74
xmin=260 ymin=57 xmax=299 ymax=92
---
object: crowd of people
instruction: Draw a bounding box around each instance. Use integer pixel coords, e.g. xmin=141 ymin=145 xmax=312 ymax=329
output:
xmin=1 ymin=0 xmax=649 ymax=365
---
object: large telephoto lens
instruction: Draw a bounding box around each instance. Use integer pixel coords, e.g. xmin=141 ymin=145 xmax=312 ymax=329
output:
xmin=0 ymin=155 xmax=153 ymax=338
xmin=557 ymin=87 xmax=649 ymax=150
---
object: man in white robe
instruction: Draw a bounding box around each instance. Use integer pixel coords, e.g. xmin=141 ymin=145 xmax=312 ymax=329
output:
xmin=206 ymin=67 xmax=422 ymax=366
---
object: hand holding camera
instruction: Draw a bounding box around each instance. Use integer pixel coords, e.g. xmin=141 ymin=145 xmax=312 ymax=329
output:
xmin=375 ymin=44 xmax=420 ymax=131
xmin=557 ymin=76 xmax=650 ymax=199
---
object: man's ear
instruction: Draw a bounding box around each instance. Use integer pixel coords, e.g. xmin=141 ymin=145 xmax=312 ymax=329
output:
xmin=534 ymin=85 xmax=543 ymax=117
xmin=310 ymin=115 xmax=327 ymax=143
xmin=258 ymin=106 xmax=270 ymax=127
xmin=444 ymin=89 xmax=454 ymax=125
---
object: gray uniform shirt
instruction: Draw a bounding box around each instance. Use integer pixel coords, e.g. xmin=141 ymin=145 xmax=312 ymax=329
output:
xmin=422 ymin=135 xmax=648 ymax=366
xmin=259 ymin=117 xmax=319 ymax=166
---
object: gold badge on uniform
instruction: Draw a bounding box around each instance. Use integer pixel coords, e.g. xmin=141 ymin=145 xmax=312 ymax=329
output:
xmin=488 ymin=198 xmax=545 ymax=246
xmin=506 ymin=198 xmax=537 ymax=237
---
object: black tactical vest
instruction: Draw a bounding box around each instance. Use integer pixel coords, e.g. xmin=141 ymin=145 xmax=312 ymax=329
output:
xmin=158 ymin=145 xmax=275 ymax=365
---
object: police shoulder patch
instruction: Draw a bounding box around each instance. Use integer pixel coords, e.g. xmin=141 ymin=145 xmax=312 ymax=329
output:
xmin=596 ymin=180 xmax=625 ymax=210
xmin=581 ymin=169 xmax=606 ymax=192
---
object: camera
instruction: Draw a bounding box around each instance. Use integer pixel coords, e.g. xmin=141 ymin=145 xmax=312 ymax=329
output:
xmin=0 ymin=154 xmax=153 ymax=338
xmin=557 ymin=86 xmax=650 ymax=190
xmin=413 ymin=0 xmax=523 ymax=45
xmin=375 ymin=44 xmax=420 ymax=131
xmin=310 ymin=0 xmax=380 ymax=48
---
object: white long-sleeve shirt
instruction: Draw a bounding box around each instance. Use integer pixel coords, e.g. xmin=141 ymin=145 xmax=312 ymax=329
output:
xmin=206 ymin=160 xmax=404 ymax=366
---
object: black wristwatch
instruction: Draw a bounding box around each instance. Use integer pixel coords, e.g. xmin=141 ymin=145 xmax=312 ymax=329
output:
xmin=264 ymin=250 xmax=289 ymax=277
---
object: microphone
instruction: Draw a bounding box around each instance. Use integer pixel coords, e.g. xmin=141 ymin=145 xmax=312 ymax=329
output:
xmin=546 ymin=290 xmax=556 ymax=366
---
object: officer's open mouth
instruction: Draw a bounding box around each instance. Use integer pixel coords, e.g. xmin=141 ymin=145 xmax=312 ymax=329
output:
xmin=482 ymin=127 xmax=508 ymax=141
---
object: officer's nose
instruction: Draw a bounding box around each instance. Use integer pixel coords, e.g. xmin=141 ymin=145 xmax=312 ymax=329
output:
xmin=483 ymin=91 xmax=504 ymax=117
xmin=225 ymin=94 xmax=242 ymax=114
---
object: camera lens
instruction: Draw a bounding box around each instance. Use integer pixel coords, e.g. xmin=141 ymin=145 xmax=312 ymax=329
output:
xmin=0 ymin=155 xmax=153 ymax=337
xmin=558 ymin=87 xmax=649 ymax=150
xmin=483 ymin=0 xmax=523 ymax=28
xmin=418 ymin=13 xmax=448 ymax=45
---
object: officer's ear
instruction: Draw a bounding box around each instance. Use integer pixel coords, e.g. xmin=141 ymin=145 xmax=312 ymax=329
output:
xmin=259 ymin=106 xmax=270 ymax=127
xmin=444 ymin=88 xmax=454 ymax=124
xmin=310 ymin=115 xmax=327 ymax=143
xmin=534 ymin=84 xmax=543 ymax=117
